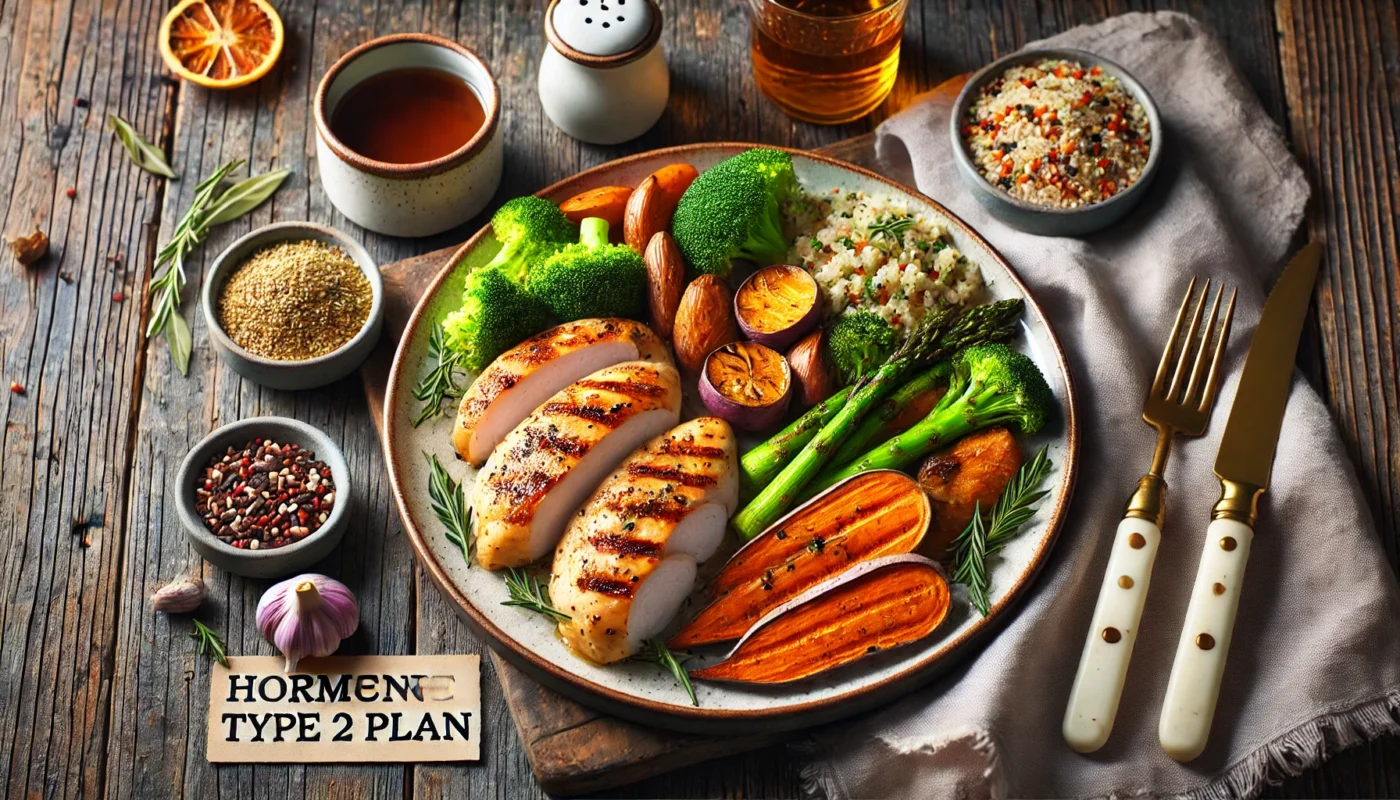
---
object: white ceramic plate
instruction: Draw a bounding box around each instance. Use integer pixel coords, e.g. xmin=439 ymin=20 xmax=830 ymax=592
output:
xmin=385 ymin=144 xmax=1079 ymax=733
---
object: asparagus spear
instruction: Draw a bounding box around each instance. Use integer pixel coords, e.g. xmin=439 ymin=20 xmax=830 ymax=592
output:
xmin=738 ymin=386 xmax=851 ymax=500
xmin=824 ymin=362 xmax=951 ymax=470
xmin=731 ymin=300 xmax=1024 ymax=541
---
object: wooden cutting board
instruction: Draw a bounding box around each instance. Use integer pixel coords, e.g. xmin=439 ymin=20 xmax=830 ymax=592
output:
xmin=361 ymin=132 xmax=891 ymax=795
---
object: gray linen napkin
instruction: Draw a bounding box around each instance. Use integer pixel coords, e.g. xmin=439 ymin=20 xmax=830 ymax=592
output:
xmin=800 ymin=12 xmax=1400 ymax=799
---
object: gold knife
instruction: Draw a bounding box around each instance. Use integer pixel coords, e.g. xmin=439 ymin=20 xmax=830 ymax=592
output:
xmin=1158 ymin=242 xmax=1324 ymax=761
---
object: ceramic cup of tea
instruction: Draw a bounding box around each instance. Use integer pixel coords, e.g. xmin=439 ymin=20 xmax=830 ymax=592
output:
xmin=314 ymin=33 xmax=502 ymax=237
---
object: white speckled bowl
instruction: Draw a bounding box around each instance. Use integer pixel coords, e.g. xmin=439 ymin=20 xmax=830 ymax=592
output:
xmin=314 ymin=33 xmax=503 ymax=237
xmin=176 ymin=416 xmax=351 ymax=580
xmin=384 ymin=144 xmax=1080 ymax=734
xmin=202 ymin=221 xmax=383 ymax=391
xmin=950 ymin=47 xmax=1164 ymax=237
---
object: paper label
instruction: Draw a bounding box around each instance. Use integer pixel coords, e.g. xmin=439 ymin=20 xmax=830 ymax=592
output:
xmin=207 ymin=655 xmax=480 ymax=763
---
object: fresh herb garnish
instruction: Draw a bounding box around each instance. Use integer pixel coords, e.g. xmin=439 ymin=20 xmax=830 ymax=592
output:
xmin=425 ymin=452 xmax=473 ymax=565
xmin=868 ymin=214 xmax=915 ymax=245
xmin=503 ymin=568 xmax=570 ymax=621
xmin=190 ymin=619 xmax=229 ymax=667
xmin=146 ymin=160 xmax=290 ymax=374
xmin=633 ymin=638 xmax=698 ymax=707
xmin=412 ymin=325 xmax=467 ymax=427
xmin=108 ymin=114 xmax=177 ymax=179
xmin=952 ymin=445 xmax=1053 ymax=616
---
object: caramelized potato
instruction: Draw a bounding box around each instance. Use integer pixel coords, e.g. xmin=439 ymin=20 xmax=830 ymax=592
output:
xmin=917 ymin=427 xmax=1023 ymax=558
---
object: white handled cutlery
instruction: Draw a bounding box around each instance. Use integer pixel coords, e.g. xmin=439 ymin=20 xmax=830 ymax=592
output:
xmin=1063 ymin=277 xmax=1235 ymax=753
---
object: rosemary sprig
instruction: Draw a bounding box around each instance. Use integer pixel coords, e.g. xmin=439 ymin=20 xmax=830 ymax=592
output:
xmin=190 ymin=619 xmax=229 ymax=667
xmin=108 ymin=114 xmax=177 ymax=179
xmin=412 ymin=325 xmax=467 ymax=427
xmin=633 ymin=638 xmax=698 ymax=707
xmin=502 ymin=568 xmax=570 ymax=621
xmin=146 ymin=160 xmax=290 ymax=375
xmin=952 ymin=445 xmax=1053 ymax=616
xmin=868 ymin=213 xmax=916 ymax=251
xmin=425 ymin=452 xmax=473 ymax=565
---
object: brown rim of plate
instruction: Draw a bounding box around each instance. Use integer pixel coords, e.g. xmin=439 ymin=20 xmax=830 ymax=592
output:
xmin=543 ymin=0 xmax=663 ymax=69
xmin=383 ymin=142 xmax=1081 ymax=726
xmin=313 ymin=33 xmax=501 ymax=180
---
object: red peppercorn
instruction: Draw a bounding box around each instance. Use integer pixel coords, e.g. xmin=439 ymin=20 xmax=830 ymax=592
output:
xmin=65 ymin=187 xmax=76 ymax=198
xmin=112 ymin=291 xmax=124 ymax=302
xmin=10 ymin=381 xmax=24 ymax=395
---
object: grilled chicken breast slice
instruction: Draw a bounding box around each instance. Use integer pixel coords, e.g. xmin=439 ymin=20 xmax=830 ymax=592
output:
xmin=472 ymin=361 xmax=682 ymax=570
xmin=453 ymin=318 xmax=670 ymax=466
xmin=916 ymin=427 xmax=1023 ymax=557
xmin=549 ymin=417 xmax=738 ymax=664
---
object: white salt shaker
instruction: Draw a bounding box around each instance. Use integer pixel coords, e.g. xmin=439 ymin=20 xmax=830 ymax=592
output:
xmin=539 ymin=0 xmax=668 ymax=145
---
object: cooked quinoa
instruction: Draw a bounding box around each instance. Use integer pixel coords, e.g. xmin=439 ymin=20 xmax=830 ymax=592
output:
xmin=963 ymin=58 xmax=1152 ymax=208
xmin=785 ymin=189 xmax=984 ymax=336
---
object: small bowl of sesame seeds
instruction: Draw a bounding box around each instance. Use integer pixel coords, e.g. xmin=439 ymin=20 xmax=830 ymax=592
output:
xmin=950 ymin=48 xmax=1163 ymax=237
xmin=175 ymin=416 xmax=352 ymax=579
xmin=202 ymin=221 xmax=384 ymax=390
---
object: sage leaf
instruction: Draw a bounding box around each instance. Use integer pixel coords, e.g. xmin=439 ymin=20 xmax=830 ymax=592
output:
xmin=166 ymin=312 xmax=193 ymax=376
xmin=107 ymin=114 xmax=176 ymax=179
xmin=204 ymin=168 xmax=291 ymax=226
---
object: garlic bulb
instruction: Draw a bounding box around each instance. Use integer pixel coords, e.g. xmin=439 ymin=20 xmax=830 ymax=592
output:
xmin=256 ymin=573 xmax=359 ymax=673
xmin=151 ymin=576 xmax=207 ymax=613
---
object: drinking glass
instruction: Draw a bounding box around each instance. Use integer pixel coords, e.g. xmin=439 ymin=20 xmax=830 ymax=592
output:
xmin=747 ymin=0 xmax=909 ymax=125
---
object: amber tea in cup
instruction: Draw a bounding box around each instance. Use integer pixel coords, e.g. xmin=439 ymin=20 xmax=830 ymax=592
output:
xmin=329 ymin=68 xmax=486 ymax=164
xmin=748 ymin=0 xmax=907 ymax=125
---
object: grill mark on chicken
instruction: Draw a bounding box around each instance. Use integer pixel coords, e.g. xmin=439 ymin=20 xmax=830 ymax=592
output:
xmin=626 ymin=463 xmax=718 ymax=487
xmin=573 ymin=379 xmax=669 ymax=398
xmin=652 ymin=439 xmax=728 ymax=459
xmin=536 ymin=429 xmax=589 ymax=458
xmin=578 ymin=573 xmax=636 ymax=598
xmin=603 ymin=494 xmax=692 ymax=523
xmin=493 ymin=470 xmax=560 ymax=522
xmin=588 ymin=533 xmax=664 ymax=559
xmin=540 ymin=401 xmax=637 ymax=428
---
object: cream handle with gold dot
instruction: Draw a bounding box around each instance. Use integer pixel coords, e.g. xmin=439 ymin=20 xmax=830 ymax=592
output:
xmin=1063 ymin=516 xmax=1162 ymax=753
xmin=1159 ymin=517 xmax=1254 ymax=761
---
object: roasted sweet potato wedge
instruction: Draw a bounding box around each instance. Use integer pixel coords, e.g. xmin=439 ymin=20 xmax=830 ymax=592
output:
xmin=917 ymin=427 xmax=1023 ymax=558
xmin=559 ymin=185 xmax=633 ymax=228
xmin=669 ymin=470 xmax=928 ymax=648
xmin=689 ymin=555 xmax=950 ymax=684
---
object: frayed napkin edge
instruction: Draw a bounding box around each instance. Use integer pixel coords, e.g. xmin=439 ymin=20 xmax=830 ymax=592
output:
xmin=793 ymin=689 xmax=1400 ymax=800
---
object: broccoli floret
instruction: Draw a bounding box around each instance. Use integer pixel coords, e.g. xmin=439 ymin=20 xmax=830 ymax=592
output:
xmin=935 ymin=343 xmax=1055 ymax=436
xmin=442 ymin=266 xmax=554 ymax=373
xmin=671 ymin=148 xmax=799 ymax=277
xmin=525 ymin=217 xmax=647 ymax=321
xmin=483 ymin=196 xmax=577 ymax=282
xmin=827 ymin=310 xmax=897 ymax=385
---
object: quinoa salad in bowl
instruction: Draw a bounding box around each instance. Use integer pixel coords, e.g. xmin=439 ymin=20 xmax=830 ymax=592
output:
xmin=786 ymin=189 xmax=986 ymax=335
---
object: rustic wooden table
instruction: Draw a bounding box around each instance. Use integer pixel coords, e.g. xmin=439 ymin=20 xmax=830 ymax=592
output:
xmin=2 ymin=0 xmax=1396 ymax=797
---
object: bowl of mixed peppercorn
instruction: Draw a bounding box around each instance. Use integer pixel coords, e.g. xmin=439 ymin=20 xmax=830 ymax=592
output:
xmin=950 ymin=47 xmax=1162 ymax=236
xmin=202 ymin=221 xmax=383 ymax=390
xmin=176 ymin=416 xmax=352 ymax=578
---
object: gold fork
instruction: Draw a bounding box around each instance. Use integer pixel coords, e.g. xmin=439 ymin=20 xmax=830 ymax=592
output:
xmin=1062 ymin=277 xmax=1237 ymax=754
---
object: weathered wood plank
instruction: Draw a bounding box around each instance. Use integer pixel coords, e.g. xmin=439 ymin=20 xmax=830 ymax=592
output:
xmin=0 ymin=0 xmax=174 ymax=797
xmin=1267 ymin=1 xmax=1400 ymax=797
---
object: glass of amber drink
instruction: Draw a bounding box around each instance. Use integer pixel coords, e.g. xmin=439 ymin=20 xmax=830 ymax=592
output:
xmin=748 ymin=0 xmax=908 ymax=125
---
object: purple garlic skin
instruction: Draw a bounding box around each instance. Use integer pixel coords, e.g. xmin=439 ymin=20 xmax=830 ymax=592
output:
xmin=256 ymin=573 xmax=359 ymax=673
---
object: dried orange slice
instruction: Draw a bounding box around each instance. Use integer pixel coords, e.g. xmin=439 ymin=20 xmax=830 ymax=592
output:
xmin=159 ymin=0 xmax=284 ymax=89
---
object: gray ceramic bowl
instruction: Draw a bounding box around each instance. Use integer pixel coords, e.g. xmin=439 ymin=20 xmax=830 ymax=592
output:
xmin=176 ymin=416 xmax=351 ymax=579
xmin=949 ymin=47 xmax=1163 ymax=237
xmin=202 ymin=221 xmax=383 ymax=390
